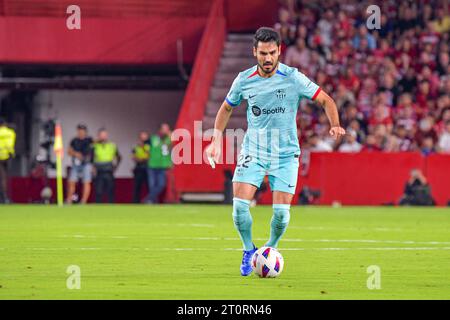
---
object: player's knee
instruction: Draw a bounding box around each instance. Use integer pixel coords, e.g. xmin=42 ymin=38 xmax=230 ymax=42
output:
xmin=272 ymin=204 xmax=290 ymax=228
xmin=233 ymin=198 xmax=251 ymax=227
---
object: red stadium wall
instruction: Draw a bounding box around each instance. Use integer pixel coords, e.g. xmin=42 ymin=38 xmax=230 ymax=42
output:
xmin=0 ymin=0 xmax=276 ymax=65
xmin=175 ymin=0 xmax=226 ymax=133
xmin=0 ymin=16 xmax=206 ymax=64
xmin=225 ymin=0 xmax=278 ymax=32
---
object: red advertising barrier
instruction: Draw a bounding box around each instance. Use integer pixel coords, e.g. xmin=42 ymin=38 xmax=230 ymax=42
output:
xmin=8 ymin=152 xmax=450 ymax=206
xmin=424 ymin=154 xmax=450 ymax=206
xmin=173 ymin=150 xmax=450 ymax=206
xmin=297 ymin=152 xmax=425 ymax=206
xmin=9 ymin=177 xmax=136 ymax=204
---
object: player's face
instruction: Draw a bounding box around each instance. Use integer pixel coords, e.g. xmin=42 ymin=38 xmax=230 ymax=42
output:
xmin=253 ymin=41 xmax=281 ymax=75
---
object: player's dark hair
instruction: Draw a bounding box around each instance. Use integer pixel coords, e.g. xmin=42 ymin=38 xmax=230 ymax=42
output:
xmin=0 ymin=117 xmax=5 ymax=126
xmin=253 ymin=27 xmax=281 ymax=48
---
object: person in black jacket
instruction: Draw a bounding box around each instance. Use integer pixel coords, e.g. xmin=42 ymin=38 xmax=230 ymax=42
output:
xmin=399 ymin=169 xmax=435 ymax=206
xmin=66 ymin=124 xmax=93 ymax=204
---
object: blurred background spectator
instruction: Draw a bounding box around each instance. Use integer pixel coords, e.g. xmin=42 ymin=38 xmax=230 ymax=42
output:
xmin=132 ymin=131 xmax=150 ymax=203
xmin=0 ymin=118 xmax=16 ymax=203
xmin=93 ymin=128 xmax=122 ymax=203
xmin=66 ymin=124 xmax=93 ymax=204
xmin=146 ymin=123 xmax=173 ymax=204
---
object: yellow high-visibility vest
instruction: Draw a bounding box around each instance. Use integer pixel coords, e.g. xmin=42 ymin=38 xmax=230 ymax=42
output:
xmin=93 ymin=142 xmax=117 ymax=163
xmin=0 ymin=126 xmax=16 ymax=161
xmin=133 ymin=144 xmax=150 ymax=161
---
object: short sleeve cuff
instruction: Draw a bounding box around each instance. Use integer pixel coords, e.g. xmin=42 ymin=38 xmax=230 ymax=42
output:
xmin=225 ymin=97 xmax=239 ymax=107
xmin=311 ymin=87 xmax=321 ymax=101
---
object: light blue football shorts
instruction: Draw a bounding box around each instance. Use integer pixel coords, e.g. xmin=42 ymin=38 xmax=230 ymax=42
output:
xmin=232 ymin=153 xmax=300 ymax=194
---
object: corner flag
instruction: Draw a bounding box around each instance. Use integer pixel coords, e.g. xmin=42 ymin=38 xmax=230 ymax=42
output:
xmin=53 ymin=122 xmax=64 ymax=206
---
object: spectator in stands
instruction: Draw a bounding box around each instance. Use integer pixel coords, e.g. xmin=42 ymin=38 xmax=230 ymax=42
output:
xmin=312 ymin=111 xmax=331 ymax=138
xmin=92 ymin=128 xmax=121 ymax=203
xmin=308 ymin=133 xmax=333 ymax=152
xmin=438 ymin=120 xmax=450 ymax=153
xmin=338 ymin=130 xmax=362 ymax=152
xmin=394 ymin=125 xmax=413 ymax=152
xmin=284 ymin=38 xmax=311 ymax=72
xmin=373 ymin=124 xmax=388 ymax=150
xmin=433 ymin=7 xmax=450 ymax=34
xmin=352 ymin=24 xmax=376 ymax=50
xmin=334 ymin=84 xmax=356 ymax=111
xmin=399 ymin=169 xmax=435 ymax=206
xmin=384 ymin=133 xmax=403 ymax=152
xmin=436 ymin=98 xmax=450 ymax=129
xmin=368 ymin=103 xmax=394 ymax=134
xmin=66 ymin=124 xmax=93 ymax=204
xmin=317 ymin=9 xmax=334 ymax=48
xmin=394 ymin=106 xmax=417 ymax=135
xmin=420 ymin=136 xmax=436 ymax=156
xmin=415 ymin=115 xmax=438 ymax=147
xmin=416 ymin=80 xmax=435 ymax=115
xmin=437 ymin=51 xmax=449 ymax=76
xmin=132 ymin=131 xmax=150 ymax=203
xmin=361 ymin=134 xmax=381 ymax=152
xmin=147 ymin=123 xmax=173 ymax=204
xmin=347 ymin=119 xmax=366 ymax=143
xmin=397 ymin=67 xmax=417 ymax=93
xmin=341 ymin=103 xmax=365 ymax=131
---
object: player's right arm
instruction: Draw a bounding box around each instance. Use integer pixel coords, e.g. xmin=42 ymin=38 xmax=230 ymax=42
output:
xmin=206 ymin=73 xmax=243 ymax=165
xmin=206 ymin=100 xmax=233 ymax=164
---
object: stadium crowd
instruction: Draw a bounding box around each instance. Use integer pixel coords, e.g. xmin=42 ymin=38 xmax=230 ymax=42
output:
xmin=275 ymin=0 xmax=450 ymax=155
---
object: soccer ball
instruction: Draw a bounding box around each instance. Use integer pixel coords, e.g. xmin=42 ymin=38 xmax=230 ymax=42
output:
xmin=251 ymin=246 xmax=284 ymax=278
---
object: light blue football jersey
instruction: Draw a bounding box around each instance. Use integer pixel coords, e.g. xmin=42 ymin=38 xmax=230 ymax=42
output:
xmin=225 ymin=63 xmax=321 ymax=161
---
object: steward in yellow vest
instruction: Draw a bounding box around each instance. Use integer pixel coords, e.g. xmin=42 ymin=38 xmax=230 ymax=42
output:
xmin=92 ymin=128 xmax=121 ymax=203
xmin=132 ymin=131 xmax=150 ymax=203
xmin=0 ymin=118 xmax=16 ymax=203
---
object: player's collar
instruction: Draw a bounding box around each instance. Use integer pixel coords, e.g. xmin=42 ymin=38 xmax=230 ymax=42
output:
xmin=251 ymin=63 xmax=283 ymax=79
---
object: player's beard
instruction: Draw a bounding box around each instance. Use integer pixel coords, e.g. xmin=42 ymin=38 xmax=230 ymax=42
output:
xmin=258 ymin=59 xmax=279 ymax=75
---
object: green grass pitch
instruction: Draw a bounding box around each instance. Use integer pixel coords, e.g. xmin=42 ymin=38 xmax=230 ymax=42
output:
xmin=0 ymin=205 xmax=449 ymax=300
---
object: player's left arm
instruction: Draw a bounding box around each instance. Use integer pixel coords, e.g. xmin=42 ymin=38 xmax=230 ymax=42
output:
xmin=314 ymin=90 xmax=346 ymax=140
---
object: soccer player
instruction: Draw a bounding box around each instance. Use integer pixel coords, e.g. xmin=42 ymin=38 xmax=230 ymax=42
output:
xmin=206 ymin=27 xmax=346 ymax=276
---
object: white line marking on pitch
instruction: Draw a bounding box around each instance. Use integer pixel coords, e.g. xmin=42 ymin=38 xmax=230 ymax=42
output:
xmin=288 ymin=226 xmax=407 ymax=232
xmin=61 ymin=235 xmax=128 ymax=239
xmin=1 ymin=246 xmax=447 ymax=252
xmin=156 ymin=237 xmax=450 ymax=245
xmin=155 ymin=223 xmax=216 ymax=228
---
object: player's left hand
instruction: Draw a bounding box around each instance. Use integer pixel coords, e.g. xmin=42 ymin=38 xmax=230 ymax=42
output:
xmin=329 ymin=126 xmax=346 ymax=140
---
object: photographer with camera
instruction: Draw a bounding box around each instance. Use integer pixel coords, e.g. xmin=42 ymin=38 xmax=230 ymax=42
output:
xmin=399 ymin=169 xmax=435 ymax=206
